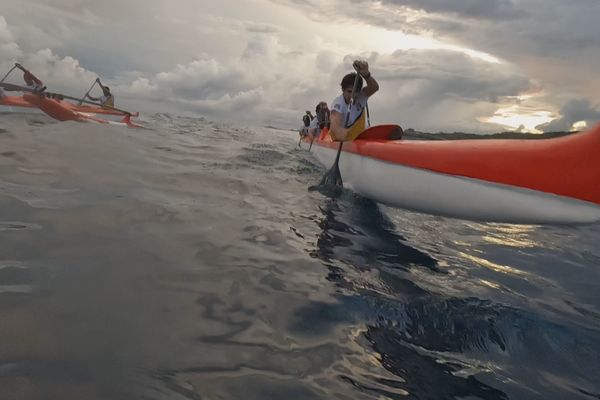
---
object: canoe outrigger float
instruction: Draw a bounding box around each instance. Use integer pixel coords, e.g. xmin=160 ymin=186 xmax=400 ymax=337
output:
xmin=305 ymin=122 xmax=600 ymax=224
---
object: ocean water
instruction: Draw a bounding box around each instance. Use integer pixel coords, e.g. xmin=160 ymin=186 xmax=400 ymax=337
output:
xmin=0 ymin=112 xmax=599 ymax=400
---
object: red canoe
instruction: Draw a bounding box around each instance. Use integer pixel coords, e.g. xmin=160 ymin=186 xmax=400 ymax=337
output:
xmin=21 ymin=93 xmax=143 ymax=128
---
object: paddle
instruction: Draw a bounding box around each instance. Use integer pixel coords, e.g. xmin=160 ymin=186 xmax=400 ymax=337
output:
xmin=79 ymin=79 xmax=98 ymax=105
xmin=0 ymin=65 xmax=18 ymax=83
xmin=309 ymin=124 xmax=322 ymax=151
xmin=317 ymin=68 xmax=361 ymax=187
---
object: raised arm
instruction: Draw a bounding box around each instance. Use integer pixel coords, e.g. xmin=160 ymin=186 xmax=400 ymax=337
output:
xmin=353 ymin=60 xmax=378 ymax=97
xmin=96 ymin=78 xmax=107 ymax=91
xmin=16 ymin=63 xmax=43 ymax=85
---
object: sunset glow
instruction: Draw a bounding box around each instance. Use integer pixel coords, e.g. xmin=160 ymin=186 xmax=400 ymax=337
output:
xmin=572 ymin=120 xmax=587 ymax=131
xmin=374 ymin=29 xmax=501 ymax=63
xmin=482 ymin=105 xmax=555 ymax=133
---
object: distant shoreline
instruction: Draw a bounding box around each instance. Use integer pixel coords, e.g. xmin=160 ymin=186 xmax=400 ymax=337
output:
xmin=402 ymin=128 xmax=576 ymax=140
xmin=283 ymin=125 xmax=577 ymax=140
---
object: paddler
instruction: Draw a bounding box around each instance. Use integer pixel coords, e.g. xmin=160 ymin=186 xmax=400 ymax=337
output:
xmin=15 ymin=63 xmax=46 ymax=93
xmin=316 ymin=101 xmax=330 ymax=129
xmin=329 ymin=59 xmax=379 ymax=141
xmin=302 ymin=110 xmax=313 ymax=134
xmin=86 ymin=78 xmax=114 ymax=108
xmin=308 ymin=101 xmax=330 ymax=140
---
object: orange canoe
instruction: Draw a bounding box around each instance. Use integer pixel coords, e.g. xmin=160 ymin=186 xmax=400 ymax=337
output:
xmin=22 ymin=93 xmax=142 ymax=128
xmin=1 ymin=82 xmax=139 ymax=118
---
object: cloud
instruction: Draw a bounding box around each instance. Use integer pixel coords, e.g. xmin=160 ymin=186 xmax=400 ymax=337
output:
xmin=121 ymin=56 xmax=253 ymax=104
xmin=377 ymin=0 xmax=522 ymax=20
xmin=243 ymin=22 xmax=280 ymax=34
xmin=345 ymin=50 xmax=532 ymax=132
xmin=0 ymin=16 xmax=23 ymax=61
xmin=535 ymin=99 xmax=600 ymax=132
xmin=174 ymin=87 xmax=265 ymax=115
xmin=0 ymin=16 xmax=15 ymax=43
xmin=316 ymin=51 xmax=338 ymax=72
xmin=269 ymin=0 xmax=600 ymax=131
xmin=1 ymin=46 xmax=98 ymax=96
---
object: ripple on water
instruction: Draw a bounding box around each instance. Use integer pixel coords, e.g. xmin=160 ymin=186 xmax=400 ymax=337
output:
xmin=0 ymin=180 xmax=84 ymax=209
xmin=0 ymin=221 xmax=42 ymax=231
xmin=0 ymin=261 xmax=35 ymax=294
xmin=237 ymin=147 xmax=287 ymax=167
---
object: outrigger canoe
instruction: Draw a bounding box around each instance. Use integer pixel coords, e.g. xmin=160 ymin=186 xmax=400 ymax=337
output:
xmin=1 ymin=93 xmax=138 ymax=117
xmin=1 ymin=82 xmax=142 ymax=128
xmin=305 ymin=123 xmax=600 ymax=224
xmin=21 ymin=93 xmax=142 ymax=128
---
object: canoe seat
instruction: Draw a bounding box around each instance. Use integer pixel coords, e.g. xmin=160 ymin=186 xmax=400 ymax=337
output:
xmin=389 ymin=126 xmax=404 ymax=140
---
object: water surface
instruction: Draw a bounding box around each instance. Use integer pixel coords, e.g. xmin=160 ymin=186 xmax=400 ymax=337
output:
xmin=0 ymin=112 xmax=599 ymax=399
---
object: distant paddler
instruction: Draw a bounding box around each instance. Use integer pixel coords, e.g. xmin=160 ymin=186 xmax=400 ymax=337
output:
xmin=15 ymin=63 xmax=46 ymax=93
xmin=86 ymin=78 xmax=114 ymax=108
xmin=307 ymin=101 xmax=330 ymax=148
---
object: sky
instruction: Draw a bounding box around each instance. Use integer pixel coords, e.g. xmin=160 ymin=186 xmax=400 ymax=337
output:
xmin=2 ymin=0 xmax=600 ymax=133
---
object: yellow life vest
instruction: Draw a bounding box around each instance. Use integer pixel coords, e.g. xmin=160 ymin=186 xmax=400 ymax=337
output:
xmin=102 ymin=95 xmax=114 ymax=108
xmin=345 ymin=109 xmax=367 ymax=141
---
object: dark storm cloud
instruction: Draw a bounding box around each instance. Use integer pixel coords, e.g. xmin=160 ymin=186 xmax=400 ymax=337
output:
xmin=536 ymin=99 xmax=600 ymax=132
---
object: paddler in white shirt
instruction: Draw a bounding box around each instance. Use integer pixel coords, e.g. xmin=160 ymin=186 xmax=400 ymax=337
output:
xmin=307 ymin=101 xmax=330 ymax=141
xmin=329 ymin=60 xmax=379 ymax=141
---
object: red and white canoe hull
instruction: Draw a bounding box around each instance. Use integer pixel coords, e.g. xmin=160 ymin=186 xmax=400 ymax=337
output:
xmin=312 ymin=144 xmax=600 ymax=224
xmin=309 ymin=124 xmax=600 ymax=224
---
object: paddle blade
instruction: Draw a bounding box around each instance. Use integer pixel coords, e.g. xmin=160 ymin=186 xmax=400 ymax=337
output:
xmin=310 ymin=141 xmax=344 ymax=191
xmin=309 ymin=164 xmax=343 ymax=193
xmin=319 ymin=161 xmax=343 ymax=187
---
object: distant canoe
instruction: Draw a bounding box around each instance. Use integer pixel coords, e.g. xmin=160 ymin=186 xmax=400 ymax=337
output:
xmin=22 ymin=93 xmax=143 ymax=128
xmin=1 ymin=82 xmax=140 ymax=121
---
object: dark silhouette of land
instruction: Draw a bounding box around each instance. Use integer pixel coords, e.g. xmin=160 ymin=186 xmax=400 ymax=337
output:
xmin=285 ymin=125 xmax=577 ymax=140
xmin=402 ymin=128 xmax=575 ymax=140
